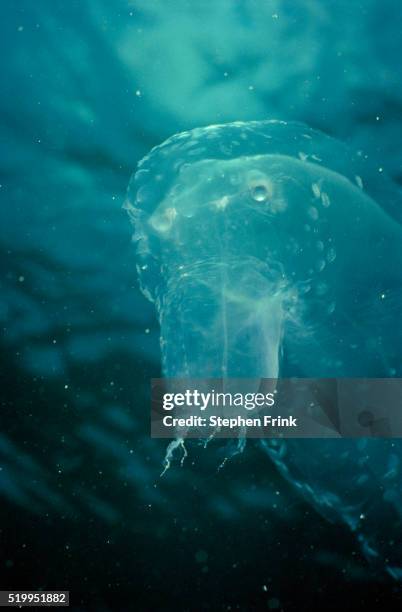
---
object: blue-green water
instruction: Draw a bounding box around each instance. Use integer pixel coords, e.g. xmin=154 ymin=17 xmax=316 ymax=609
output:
xmin=1 ymin=1 xmax=402 ymax=609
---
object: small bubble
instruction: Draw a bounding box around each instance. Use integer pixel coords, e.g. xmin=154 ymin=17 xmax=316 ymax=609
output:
xmin=312 ymin=183 xmax=321 ymax=198
xmin=355 ymin=175 xmax=363 ymax=189
xmin=327 ymin=247 xmax=336 ymax=262
xmin=308 ymin=206 xmax=319 ymax=220
xmin=316 ymin=240 xmax=324 ymax=251
xmin=251 ymin=184 xmax=269 ymax=202
xmin=327 ymin=301 xmax=336 ymax=314
xmin=321 ymin=192 xmax=330 ymax=207
xmin=316 ymin=259 xmax=326 ymax=272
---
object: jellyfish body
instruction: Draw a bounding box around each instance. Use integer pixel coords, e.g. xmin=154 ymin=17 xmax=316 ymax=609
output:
xmin=126 ymin=120 xmax=402 ymax=577
xmin=127 ymin=120 xmax=402 ymax=379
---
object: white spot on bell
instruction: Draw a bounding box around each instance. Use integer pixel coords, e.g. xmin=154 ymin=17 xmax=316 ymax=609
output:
xmin=215 ymin=195 xmax=230 ymax=210
xmin=150 ymin=207 xmax=177 ymax=233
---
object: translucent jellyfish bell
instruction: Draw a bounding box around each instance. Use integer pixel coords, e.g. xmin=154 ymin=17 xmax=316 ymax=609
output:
xmin=126 ymin=120 xmax=402 ymax=379
xmin=126 ymin=120 xmax=402 ymax=577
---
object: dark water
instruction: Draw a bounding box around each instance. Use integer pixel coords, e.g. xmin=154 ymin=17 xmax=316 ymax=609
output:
xmin=1 ymin=1 xmax=402 ymax=609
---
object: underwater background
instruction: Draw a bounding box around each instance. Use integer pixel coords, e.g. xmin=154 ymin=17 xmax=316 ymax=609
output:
xmin=1 ymin=0 xmax=402 ymax=609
